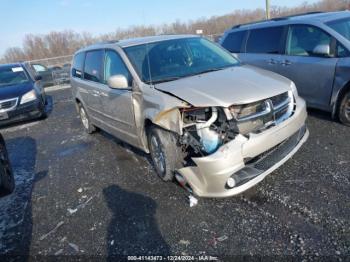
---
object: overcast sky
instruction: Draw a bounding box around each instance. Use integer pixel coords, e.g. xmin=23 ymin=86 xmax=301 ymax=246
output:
xmin=0 ymin=0 xmax=319 ymax=55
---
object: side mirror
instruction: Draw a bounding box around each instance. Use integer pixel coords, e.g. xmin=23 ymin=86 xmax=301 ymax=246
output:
xmin=313 ymin=44 xmax=331 ymax=56
xmin=107 ymin=75 xmax=129 ymax=89
xmin=34 ymin=75 xmax=42 ymax=81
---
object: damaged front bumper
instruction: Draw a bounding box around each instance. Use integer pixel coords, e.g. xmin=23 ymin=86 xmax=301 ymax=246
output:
xmin=177 ymin=97 xmax=309 ymax=198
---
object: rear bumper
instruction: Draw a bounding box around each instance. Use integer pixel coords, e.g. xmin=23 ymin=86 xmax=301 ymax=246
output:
xmin=0 ymin=100 xmax=42 ymax=127
xmin=177 ymin=96 xmax=308 ymax=198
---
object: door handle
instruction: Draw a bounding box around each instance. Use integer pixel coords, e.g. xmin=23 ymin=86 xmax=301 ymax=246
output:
xmin=280 ymin=60 xmax=292 ymax=66
xmin=267 ymin=58 xmax=277 ymax=65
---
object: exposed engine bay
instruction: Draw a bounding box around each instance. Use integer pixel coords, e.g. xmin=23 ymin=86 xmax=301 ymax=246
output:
xmin=179 ymin=107 xmax=237 ymax=156
xmin=178 ymin=91 xmax=295 ymax=157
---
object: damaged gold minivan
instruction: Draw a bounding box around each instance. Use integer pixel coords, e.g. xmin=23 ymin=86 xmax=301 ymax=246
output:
xmin=71 ymin=35 xmax=309 ymax=198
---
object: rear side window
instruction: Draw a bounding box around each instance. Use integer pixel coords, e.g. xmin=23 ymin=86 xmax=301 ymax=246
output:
xmin=84 ymin=50 xmax=104 ymax=83
xmin=246 ymin=26 xmax=284 ymax=54
xmin=221 ymin=31 xmax=246 ymax=53
xmin=72 ymin=52 xmax=85 ymax=78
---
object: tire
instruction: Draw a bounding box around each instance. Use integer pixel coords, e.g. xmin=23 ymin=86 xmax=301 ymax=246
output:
xmin=338 ymin=91 xmax=350 ymax=126
xmin=0 ymin=138 xmax=14 ymax=195
xmin=147 ymin=126 xmax=184 ymax=182
xmin=78 ymin=103 xmax=96 ymax=134
xmin=39 ymin=101 xmax=47 ymax=119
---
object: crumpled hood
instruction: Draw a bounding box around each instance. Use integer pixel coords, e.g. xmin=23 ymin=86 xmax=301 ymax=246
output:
xmin=0 ymin=81 xmax=34 ymax=100
xmin=155 ymin=65 xmax=292 ymax=107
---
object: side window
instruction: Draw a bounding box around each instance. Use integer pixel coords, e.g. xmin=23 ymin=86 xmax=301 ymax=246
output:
xmin=246 ymin=26 xmax=284 ymax=54
xmin=72 ymin=52 xmax=85 ymax=78
xmin=221 ymin=31 xmax=246 ymax=53
xmin=286 ymin=25 xmax=333 ymax=57
xmin=337 ymin=43 xmax=350 ymax=57
xmin=32 ymin=64 xmax=47 ymax=72
xmin=84 ymin=50 xmax=104 ymax=83
xmin=104 ymin=50 xmax=131 ymax=85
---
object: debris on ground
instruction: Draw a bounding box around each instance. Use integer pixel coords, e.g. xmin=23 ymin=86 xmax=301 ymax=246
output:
xmin=77 ymin=188 xmax=83 ymax=193
xmin=217 ymin=235 xmax=228 ymax=242
xmin=67 ymin=208 xmax=78 ymax=215
xmin=188 ymin=195 xmax=198 ymax=207
xmin=208 ymin=234 xmax=228 ymax=248
xmin=39 ymin=221 xmax=64 ymax=241
xmin=67 ymin=195 xmax=95 ymax=215
xmin=54 ymin=249 xmax=63 ymax=256
xmin=179 ymin=239 xmax=190 ymax=247
xmin=68 ymin=242 xmax=79 ymax=252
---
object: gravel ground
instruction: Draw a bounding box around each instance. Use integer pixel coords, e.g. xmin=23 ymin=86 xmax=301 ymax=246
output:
xmin=0 ymin=87 xmax=349 ymax=261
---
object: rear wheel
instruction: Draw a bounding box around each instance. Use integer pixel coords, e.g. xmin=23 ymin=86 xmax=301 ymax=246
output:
xmin=147 ymin=126 xmax=184 ymax=182
xmin=339 ymin=91 xmax=350 ymax=126
xmin=0 ymin=139 xmax=14 ymax=195
xmin=78 ymin=103 xmax=96 ymax=134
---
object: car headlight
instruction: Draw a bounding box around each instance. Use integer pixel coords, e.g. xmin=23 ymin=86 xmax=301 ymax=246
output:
xmin=290 ymin=81 xmax=299 ymax=97
xmin=20 ymin=90 xmax=37 ymax=104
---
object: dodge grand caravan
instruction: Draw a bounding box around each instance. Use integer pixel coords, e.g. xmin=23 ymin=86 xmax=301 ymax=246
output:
xmin=71 ymin=35 xmax=308 ymax=198
xmin=220 ymin=11 xmax=350 ymax=126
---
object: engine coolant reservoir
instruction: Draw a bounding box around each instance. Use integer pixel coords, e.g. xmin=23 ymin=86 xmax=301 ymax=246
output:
xmin=197 ymin=127 xmax=221 ymax=154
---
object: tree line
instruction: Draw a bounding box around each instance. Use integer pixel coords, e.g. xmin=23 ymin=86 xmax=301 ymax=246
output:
xmin=1 ymin=0 xmax=349 ymax=63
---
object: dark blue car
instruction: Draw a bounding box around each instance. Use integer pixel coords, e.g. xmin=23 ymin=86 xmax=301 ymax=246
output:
xmin=0 ymin=63 xmax=47 ymax=127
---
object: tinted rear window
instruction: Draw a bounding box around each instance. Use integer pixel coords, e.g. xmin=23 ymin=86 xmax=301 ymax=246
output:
xmin=72 ymin=52 xmax=85 ymax=78
xmin=84 ymin=50 xmax=104 ymax=83
xmin=221 ymin=31 xmax=246 ymax=53
xmin=246 ymin=26 xmax=284 ymax=54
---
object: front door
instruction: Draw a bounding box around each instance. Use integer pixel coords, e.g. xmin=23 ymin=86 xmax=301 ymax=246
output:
xmin=277 ymin=24 xmax=338 ymax=110
xmin=98 ymin=49 xmax=137 ymax=143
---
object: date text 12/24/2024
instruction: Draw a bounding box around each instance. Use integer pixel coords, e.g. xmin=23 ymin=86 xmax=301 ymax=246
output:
xmin=127 ymin=255 xmax=219 ymax=261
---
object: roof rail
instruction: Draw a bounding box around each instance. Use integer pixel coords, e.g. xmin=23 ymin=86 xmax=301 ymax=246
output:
xmin=231 ymin=11 xmax=324 ymax=29
xmin=93 ymin=40 xmax=119 ymax=45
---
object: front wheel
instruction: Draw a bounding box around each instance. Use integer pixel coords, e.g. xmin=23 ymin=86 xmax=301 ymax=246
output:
xmin=339 ymin=91 xmax=350 ymax=126
xmin=147 ymin=126 xmax=184 ymax=182
xmin=78 ymin=103 xmax=96 ymax=134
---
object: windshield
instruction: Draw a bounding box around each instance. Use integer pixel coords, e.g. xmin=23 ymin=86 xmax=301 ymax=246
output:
xmin=124 ymin=37 xmax=239 ymax=84
xmin=327 ymin=17 xmax=350 ymax=41
xmin=0 ymin=66 xmax=29 ymax=87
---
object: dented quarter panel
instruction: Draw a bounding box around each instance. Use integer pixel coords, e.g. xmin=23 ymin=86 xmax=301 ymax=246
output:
xmin=132 ymin=83 xmax=189 ymax=152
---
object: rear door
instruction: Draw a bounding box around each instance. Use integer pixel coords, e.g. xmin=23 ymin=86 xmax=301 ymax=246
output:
xmin=277 ymin=24 xmax=338 ymax=110
xmin=81 ymin=50 xmax=105 ymax=119
xmin=238 ymin=26 xmax=286 ymax=73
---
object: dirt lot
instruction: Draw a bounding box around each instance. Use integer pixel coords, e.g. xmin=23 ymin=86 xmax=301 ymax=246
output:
xmin=0 ymin=87 xmax=349 ymax=260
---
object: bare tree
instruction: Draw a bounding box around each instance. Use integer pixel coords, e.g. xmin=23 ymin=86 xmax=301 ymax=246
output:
xmin=1 ymin=0 xmax=349 ymax=63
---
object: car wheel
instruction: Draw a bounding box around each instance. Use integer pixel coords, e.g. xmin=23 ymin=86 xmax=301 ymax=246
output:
xmin=339 ymin=91 xmax=350 ymax=126
xmin=147 ymin=126 xmax=184 ymax=182
xmin=0 ymin=139 xmax=14 ymax=195
xmin=78 ymin=103 xmax=96 ymax=134
xmin=40 ymin=100 xmax=47 ymax=119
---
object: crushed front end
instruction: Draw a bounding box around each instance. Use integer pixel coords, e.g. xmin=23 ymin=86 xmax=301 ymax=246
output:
xmin=176 ymin=91 xmax=309 ymax=198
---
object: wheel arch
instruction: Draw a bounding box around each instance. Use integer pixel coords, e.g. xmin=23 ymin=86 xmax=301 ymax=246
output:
xmin=333 ymin=81 xmax=350 ymax=118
